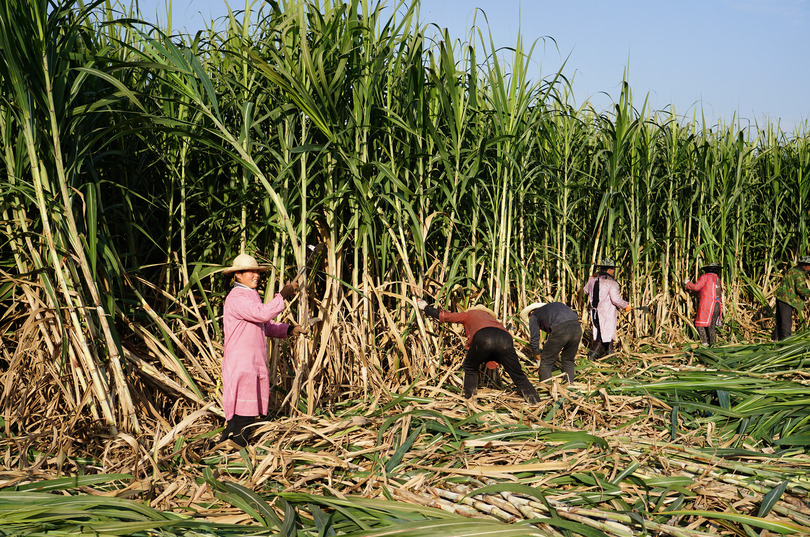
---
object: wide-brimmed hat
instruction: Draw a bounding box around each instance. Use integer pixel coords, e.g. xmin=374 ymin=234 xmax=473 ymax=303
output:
xmin=467 ymin=304 xmax=497 ymax=319
xmin=800 ymin=255 xmax=810 ymax=265
xmin=223 ymin=253 xmax=269 ymax=275
xmin=520 ymin=302 xmax=546 ymax=325
xmin=597 ymin=257 xmax=616 ymax=268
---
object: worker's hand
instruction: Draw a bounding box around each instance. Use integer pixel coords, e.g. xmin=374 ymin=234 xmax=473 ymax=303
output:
xmin=279 ymin=281 xmax=299 ymax=300
xmin=624 ymin=304 xmax=632 ymax=313
xmin=416 ymin=298 xmax=427 ymax=310
xmin=684 ymin=279 xmax=690 ymax=286
xmin=291 ymin=325 xmax=309 ymax=337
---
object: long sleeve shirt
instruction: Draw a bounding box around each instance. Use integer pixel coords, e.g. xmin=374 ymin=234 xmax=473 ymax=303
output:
xmin=776 ymin=266 xmax=810 ymax=311
xmin=528 ymin=302 xmax=579 ymax=355
xmin=685 ymin=273 xmax=722 ymax=326
xmin=222 ymin=285 xmax=290 ymax=420
xmin=424 ymin=306 xmax=505 ymax=348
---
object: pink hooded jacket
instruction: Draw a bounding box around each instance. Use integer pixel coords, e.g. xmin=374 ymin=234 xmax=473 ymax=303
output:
xmin=222 ymin=285 xmax=290 ymax=420
xmin=583 ymin=274 xmax=628 ymax=341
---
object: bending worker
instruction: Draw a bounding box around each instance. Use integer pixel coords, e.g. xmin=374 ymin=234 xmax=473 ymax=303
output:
xmin=417 ymin=299 xmax=541 ymax=404
xmin=582 ymin=257 xmax=632 ymax=358
xmin=220 ymin=253 xmax=306 ymax=447
xmin=684 ymin=262 xmax=723 ymax=346
xmin=520 ymin=302 xmax=582 ymax=384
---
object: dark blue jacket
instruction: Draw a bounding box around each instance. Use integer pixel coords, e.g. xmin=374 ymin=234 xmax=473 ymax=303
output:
xmin=529 ymin=302 xmax=578 ymax=354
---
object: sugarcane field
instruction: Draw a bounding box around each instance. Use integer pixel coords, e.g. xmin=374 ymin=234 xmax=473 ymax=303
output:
xmin=2 ymin=0 xmax=810 ymax=535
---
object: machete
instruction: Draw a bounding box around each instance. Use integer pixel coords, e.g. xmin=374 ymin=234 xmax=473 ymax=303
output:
xmin=292 ymin=243 xmax=325 ymax=286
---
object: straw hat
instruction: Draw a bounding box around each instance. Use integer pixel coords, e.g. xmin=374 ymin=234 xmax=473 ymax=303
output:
xmin=223 ymin=253 xmax=269 ymax=275
xmin=598 ymin=257 xmax=616 ymax=268
xmin=467 ymin=304 xmax=497 ymax=319
xmin=520 ymin=302 xmax=546 ymax=325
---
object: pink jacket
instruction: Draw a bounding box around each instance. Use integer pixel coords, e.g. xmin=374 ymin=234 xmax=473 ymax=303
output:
xmin=222 ymin=285 xmax=290 ymax=420
xmin=583 ymin=274 xmax=628 ymax=341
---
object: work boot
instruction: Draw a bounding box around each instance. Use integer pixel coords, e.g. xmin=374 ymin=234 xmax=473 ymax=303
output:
xmin=462 ymin=372 xmax=479 ymax=399
xmin=524 ymin=392 xmax=541 ymax=405
xmin=220 ymin=415 xmax=254 ymax=447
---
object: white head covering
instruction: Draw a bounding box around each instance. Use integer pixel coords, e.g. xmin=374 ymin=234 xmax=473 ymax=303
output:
xmin=466 ymin=304 xmax=498 ymax=319
xmin=520 ymin=302 xmax=546 ymax=325
xmin=222 ymin=253 xmax=269 ymax=275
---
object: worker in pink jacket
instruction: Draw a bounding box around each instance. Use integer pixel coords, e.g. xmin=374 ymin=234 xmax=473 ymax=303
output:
xmin=220 ymin=253 xmax=305 ymax=447
xmin=582 ymin=258 xmax=632 ymax=359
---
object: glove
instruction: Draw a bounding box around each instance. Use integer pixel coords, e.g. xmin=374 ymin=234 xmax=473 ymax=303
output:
xmin=684 ymin=279 xmax=690 ymax=286
xmin=416 ymin=298 xmax=427 ymax=310
xmin=290 ymin=325 xmax=309 ymax=336
xmin=279 ymin=282 xmax=299 ymax=300
xmin=624 ymin=304 xmax=632 ymax=312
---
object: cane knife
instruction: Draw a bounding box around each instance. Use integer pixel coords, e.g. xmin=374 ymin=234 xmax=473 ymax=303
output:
xmin=292 ymin=243 xmax=325 ymax=286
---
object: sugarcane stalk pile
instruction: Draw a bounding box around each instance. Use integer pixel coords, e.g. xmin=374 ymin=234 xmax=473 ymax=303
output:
xmin=6 ymin=341 xmax=808 ymax=536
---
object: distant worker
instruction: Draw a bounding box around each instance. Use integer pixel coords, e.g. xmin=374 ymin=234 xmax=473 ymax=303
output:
xmin=684 ymin=263 xmax=723 ymax=346
xmin=582 ymin=258 xmax=632 ymax=358
xmin=520 ymin=302 xmax=582 ymax=383
xmin=417 ymin=299 xmax=541 ymax=404
xmin=220 ymin=253 xmax=306 ymax=447
xmin=774 ymin=256 xmax=810 ymax=340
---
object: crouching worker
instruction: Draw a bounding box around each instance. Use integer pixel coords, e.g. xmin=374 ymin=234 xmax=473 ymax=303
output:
xmin=417 ymin=299 xmax=541 ymax=404
xmin=521 ymin=302 xmax=582 ymax=383
xmin=220 ymin=253 xmax=307 ymax=447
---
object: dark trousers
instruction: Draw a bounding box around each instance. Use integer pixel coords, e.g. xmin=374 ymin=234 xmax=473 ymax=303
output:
xmin=775 ymin=299 xmax=794 ymax=341
xmin=588 ymin=311 xmax=614 ymax=359
xmin=220 ymin=414 xmax=256 ymax=447
xmin=589 ymin=340 xmax=614 ymax=359
xmin=696 ymin=302 xmax=722 ymax=345
xmin=540 ymin=320 xmax=582 ymax=383
xmin=464 ymin=327 xmax=539 ymax=403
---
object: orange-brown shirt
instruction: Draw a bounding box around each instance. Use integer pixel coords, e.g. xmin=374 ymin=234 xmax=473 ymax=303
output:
xmin=436 ymin=309 xmax=506 ymax=348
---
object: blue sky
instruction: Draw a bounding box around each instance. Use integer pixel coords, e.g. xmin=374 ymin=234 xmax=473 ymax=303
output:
xmin=131 ymin=0 xmax=809 ymax=132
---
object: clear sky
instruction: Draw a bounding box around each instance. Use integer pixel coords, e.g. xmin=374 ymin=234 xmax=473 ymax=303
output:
xmin=131 ymin=0 xmax=809 ymax=133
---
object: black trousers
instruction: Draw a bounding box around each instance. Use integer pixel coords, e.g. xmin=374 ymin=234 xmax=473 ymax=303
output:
xmin=775 ymin=299 xmax=794 ymax=341
xmin=464 ymin=327 xmax=539 ymax=402
xmin=588 ymin=310 xmax=614 ymax=359
xmin=540 ymin=320 xmax=582 ymax=383
xmin=220 ymin=414 xmax=256 ymax=447
xmin=696 ymin=302 xmax=722 ymax=345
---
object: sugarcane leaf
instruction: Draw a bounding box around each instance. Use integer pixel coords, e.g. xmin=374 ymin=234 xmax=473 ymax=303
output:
xmin=774 ymin=435 xmax=810 ymax=446
xmin=279 ymin=497 xmax=297 ymax=537
xmin=610 ymin=461 xmax=639 ymax=484
xmin=757 ymin=480 xmax=788 ymax=517
xmin=385 ymin=425 xmax=424 ymax=473
xmin=664 ymin=510 xmax=807 ymax=533
xmin=544 ymin=431 xmax=608 ymax=449
xmin=309 ymin=503 xmax=337 ymax=537
xmin=204 ymin=473 xmax=281 ymax=528
xmin=340 ymin=519 xmax=545 ymax=536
